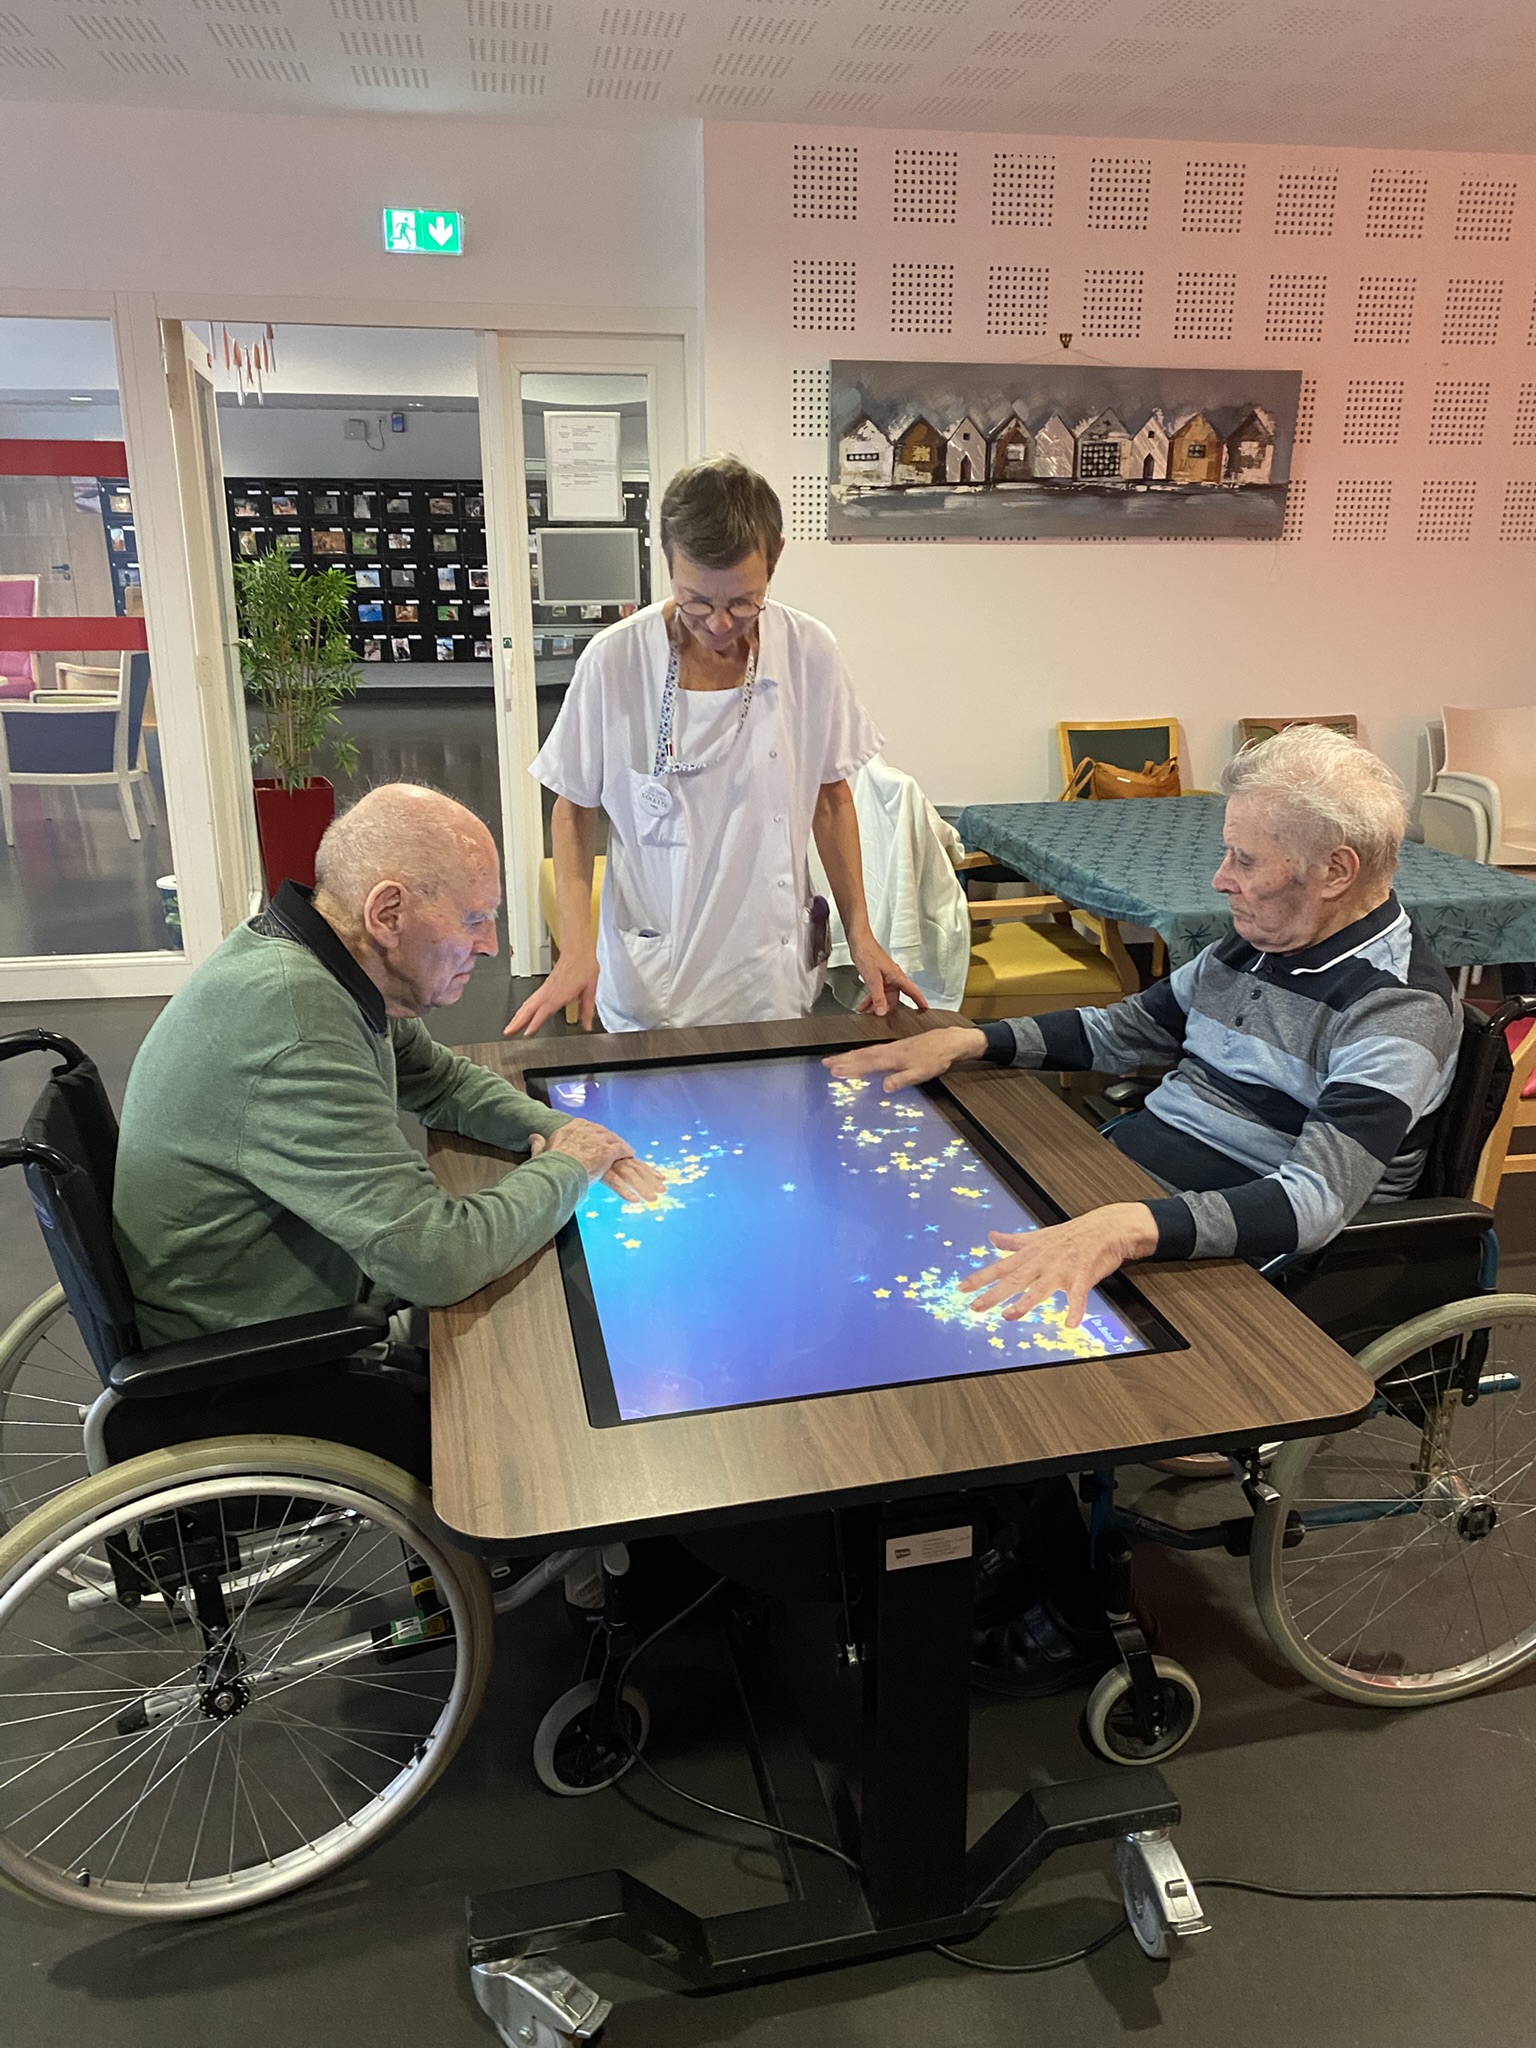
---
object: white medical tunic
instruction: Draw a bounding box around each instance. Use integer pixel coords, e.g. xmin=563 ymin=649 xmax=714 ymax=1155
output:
xmin=531 ymin=599 xmax=882 ymax=1032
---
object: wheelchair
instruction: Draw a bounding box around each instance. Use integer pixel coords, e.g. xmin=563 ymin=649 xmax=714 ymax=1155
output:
xmin=1071 ymin=992 xmax=1536 ymax=1763
xmin=0 ymin=1029 xmax=517 ymax=1919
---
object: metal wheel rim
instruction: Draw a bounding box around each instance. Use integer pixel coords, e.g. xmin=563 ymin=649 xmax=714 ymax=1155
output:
xmin=1252 ymin=1294 xmax=1536 ymax=1704
xmin=0 ymin=1468 xmax=483 ymax=1917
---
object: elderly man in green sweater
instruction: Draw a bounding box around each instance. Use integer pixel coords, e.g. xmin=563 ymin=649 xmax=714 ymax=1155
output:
xmin=114 ymin=783 xmax=661 ymax=1347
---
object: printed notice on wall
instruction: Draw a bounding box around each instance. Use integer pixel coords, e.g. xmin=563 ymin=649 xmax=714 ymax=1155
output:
xmin=546 ymin=412 xmax=623 ymax=523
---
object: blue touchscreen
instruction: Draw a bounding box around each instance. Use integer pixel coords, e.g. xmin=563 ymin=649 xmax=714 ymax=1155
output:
xmin=546 ymin=1054 xmax=1149 ymax=1422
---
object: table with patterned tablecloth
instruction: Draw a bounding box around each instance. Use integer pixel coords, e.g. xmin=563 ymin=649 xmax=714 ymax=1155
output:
xmin=955 ymin=796 xmax=1536 ymax=971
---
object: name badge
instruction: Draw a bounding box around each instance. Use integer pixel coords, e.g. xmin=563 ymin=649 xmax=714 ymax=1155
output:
xmin=636 ymin=778 xmax=674 ymax=819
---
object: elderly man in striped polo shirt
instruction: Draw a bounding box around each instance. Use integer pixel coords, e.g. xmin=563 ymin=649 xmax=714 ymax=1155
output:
xmin=829 ymin=724 xmax=1458 ymax=1323
xmin=827 ymin=724 xmax=1460 ymax=1694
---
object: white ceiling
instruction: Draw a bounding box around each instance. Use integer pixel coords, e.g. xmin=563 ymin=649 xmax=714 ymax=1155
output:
xmin=0 ymin=0 xmax=1532 ymax=155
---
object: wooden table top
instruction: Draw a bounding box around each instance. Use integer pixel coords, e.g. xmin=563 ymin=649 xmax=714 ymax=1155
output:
xmin=428 ymin=1013 xmax=1373 ymax=1546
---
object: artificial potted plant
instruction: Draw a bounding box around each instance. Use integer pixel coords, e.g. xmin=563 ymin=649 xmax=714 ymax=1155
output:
xmin=235 ymin=545 xmax=359 ymax=896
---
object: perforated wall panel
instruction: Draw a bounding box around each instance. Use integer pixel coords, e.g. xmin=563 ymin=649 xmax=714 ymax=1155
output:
xmin=1333 ymin=480 xmax=1393 ymax=542
xmin=1499 ymin=481 xmax=1536 ymax=542
xmin=1172 ymin=270 xmax=1236 ymax=342
xmin=1266 ymin=273 xmax=1328 ymax=344
xmin=986 ymin=264 xmax=1050 ymax=337
xmin=1417 ymin=481 xmax=1477 ymax=542
xmin=790 ymin=368 xmax=830 ymax=439
xmin=1081 ymin=267 xmax=1143 ymax=339
xmin=991 ymin=151 xmax=1054 ymax=228
xmin=1087 ymin=156 xmax=1151 ymax=232
xmin=890 ymin=260 xmax=954 ymax=333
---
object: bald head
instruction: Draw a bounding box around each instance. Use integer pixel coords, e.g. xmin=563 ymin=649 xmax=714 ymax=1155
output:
xmin=315 ymin=783 xmax=497 ymax=918
xmin=312 ymin=784 xmax=501 ymax=1016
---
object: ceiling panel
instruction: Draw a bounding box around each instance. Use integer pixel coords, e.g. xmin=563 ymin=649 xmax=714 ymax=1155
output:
xmin=0 ymin=0 xmax=1531 ymax=152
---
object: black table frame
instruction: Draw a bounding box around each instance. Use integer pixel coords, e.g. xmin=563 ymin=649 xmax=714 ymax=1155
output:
xmin=468 ymin=1492 xmax=1181 ymax=1998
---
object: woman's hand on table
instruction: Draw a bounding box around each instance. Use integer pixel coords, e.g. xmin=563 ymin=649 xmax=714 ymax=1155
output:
xmin=848 ymin=933 xmax=929 ymax=1018
xmin=505 ymin=952 xmax=600 ymax=1037
xmin=960 ymin=1205 xmax=1159 ymax=1329
xmin=824 ymin=1026 xmax=986 ymax=1093
xmin=529 ymin=1122 xmax=666 ymax=1205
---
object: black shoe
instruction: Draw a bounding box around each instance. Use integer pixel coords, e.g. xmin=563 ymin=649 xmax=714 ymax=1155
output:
xmin=971 ymin=1602 xmax=1116 ymax=1700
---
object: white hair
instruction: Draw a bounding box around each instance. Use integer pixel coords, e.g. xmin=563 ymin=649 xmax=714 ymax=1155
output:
xmin=1220 ymin=725 xmax=1408 ymax=885
xmin=314 ymin=783 xmax=496 ymax=915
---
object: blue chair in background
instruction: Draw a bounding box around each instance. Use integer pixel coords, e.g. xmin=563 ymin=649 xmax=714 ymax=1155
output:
xmin=0 ymin=652 xmax=157 ymax=847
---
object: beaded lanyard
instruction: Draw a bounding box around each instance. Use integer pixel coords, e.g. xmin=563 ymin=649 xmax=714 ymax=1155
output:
xmin=652 ymin=634 xmax=758 ymax=780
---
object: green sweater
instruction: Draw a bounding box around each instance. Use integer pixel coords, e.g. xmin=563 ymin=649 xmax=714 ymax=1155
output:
xmin=114 ymin=913 xmax=584 ymax=1346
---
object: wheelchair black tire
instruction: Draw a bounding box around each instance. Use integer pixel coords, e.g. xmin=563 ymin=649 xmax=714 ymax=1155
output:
xmin=0 ymin=1435 xmax=493 ymax=1918
xmin=1251 ymin=1294 xmax=1536 ymax=1706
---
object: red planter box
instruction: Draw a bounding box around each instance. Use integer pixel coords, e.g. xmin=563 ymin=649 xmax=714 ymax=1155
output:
xmin=253 ymin=777 xmax=335 ymax=897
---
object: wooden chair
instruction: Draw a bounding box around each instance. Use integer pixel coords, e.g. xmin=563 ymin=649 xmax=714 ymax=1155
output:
xmin=538 ymin=854 xmax=605 ymax=1024
xmin=953 ymin=852 xmax=1139 ymax=1020
xmin=1472 ymin=1011 xmax=1536 ymax=1208
xmin=1237 ymin=715 xmax=1359 ymax=748
xmin=1057 ymin=718 xmax=1181 ymax=799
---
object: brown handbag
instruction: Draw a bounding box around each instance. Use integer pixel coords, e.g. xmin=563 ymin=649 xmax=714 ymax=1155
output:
xmin=1062 ymin=754 xmax=1182 ymax=801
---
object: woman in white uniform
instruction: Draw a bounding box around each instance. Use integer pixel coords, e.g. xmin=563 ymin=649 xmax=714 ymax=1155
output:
xmin=508 ymin=457 xmax=925 ymax=1035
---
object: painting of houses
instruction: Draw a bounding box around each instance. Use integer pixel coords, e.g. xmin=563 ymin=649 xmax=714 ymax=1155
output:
xmin=1076 ymin=409 xmax=1133 ymax=481
xmin=837 ymin=416 xmax=894 ymax=487
xmin=1223 ymin=409 xmax=1275 ymax=484
xmin=892 ymin=417 xmax=944 ymax=485
xmin=1032 ymin=414 xmax=1076 ymax=479
xmin=827 ymin=362 xmax=1301 ymax=540
xmin=1129 ymin=411 xmax=1170 ymax=481
xmin=989 ymin=415 xmax=1031 ymax=482
xmin=945 ymin=416 xmax=987 ymax=485
xmin=1168 ymin=413 xmax=1224 ymax=484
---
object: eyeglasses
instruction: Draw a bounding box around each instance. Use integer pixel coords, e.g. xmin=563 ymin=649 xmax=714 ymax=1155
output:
xmin=673 ymin=596 xmax=766 ymax=625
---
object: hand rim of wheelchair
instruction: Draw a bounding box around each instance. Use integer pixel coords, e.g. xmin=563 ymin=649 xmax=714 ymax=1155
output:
xmin=1249 ymin=1293 xmax=1536 ymax=1706
xmin=0 ymin=1435 xmax=493 ymax=1919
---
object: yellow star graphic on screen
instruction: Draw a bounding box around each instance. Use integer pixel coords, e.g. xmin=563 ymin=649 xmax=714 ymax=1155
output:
xmin=873 ymin=1287 xmax=891 ymax=1298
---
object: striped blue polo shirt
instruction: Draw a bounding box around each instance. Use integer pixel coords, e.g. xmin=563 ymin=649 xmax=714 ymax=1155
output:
xmin=984 ymin=893 xmax=1460 ymax=1262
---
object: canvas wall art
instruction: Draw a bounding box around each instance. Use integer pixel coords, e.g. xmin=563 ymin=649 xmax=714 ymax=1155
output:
xmin=828 ymin=362 xmax=1302 ymax=541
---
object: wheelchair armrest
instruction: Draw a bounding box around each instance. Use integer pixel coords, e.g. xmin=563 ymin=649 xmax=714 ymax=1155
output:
xmin=1263 ymin=1197 xmax=1495 ymax=1279
xmin=1101 ymin=1078 xmax=1157 ymax=1112
xmin=1332 ymin=1195 xmax=1495 ymax=1245
xmin=108 ymin=1304 xmax=392 ymax=1400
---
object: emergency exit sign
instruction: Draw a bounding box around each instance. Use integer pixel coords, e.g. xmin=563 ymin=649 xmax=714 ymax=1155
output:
xmin=382 ymin=208 xmax=463 ymax=256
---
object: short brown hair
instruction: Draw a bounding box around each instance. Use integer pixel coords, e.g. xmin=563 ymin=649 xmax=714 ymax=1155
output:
xmin=659 ymin=455 xmax=784 ymax=570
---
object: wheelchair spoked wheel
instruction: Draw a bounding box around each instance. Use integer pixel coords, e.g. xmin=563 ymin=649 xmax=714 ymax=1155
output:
xmin=0 ymin=1435 xmax=493 ymax=1918
xmin=1252 ymin=1294 xmax=1536 ymax=1706
xmin=0 ymin=1285 xmax=95 ymax=1530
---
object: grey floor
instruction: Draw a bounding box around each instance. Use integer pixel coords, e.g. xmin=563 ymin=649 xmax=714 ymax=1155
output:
xmin=3 ymin=986 xmax=1536 ymax=2048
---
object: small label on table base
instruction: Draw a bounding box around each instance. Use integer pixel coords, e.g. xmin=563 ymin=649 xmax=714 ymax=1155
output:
xmin=885 ymin=1526 xmax=973 ymax=1572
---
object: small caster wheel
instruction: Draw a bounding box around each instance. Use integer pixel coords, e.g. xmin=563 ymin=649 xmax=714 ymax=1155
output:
xmin=533 ymin=1679 xmax=650 ymax=1797
xmin=1115 ymin=1829 xmax=1210 ymax=1960
xmin=1083 ymin=1657 xmax=1200 ymax=1765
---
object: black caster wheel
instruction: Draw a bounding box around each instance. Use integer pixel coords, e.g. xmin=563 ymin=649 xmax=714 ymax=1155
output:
xmin=1083 ymin=1658 xmax=1200 ymax=1765
xmin=532 ymin=1679 xmax=650 ymax=1797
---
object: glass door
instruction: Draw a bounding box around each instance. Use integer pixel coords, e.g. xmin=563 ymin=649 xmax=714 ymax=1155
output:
xmin=481 ymin=334 xmax=689 ymax=981
xmin=0 ymin=315 xmax=188 ymax=975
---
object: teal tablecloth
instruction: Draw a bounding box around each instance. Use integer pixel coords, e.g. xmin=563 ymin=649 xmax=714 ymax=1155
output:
xmin=956 ymin=796 xmax=1536 ymax=970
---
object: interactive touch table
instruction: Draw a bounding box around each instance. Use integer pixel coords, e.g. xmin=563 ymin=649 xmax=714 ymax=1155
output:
xmin=428 ymin=1014 xmax=1373 ymax=2037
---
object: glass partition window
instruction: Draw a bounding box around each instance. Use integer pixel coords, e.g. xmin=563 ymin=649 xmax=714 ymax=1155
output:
xmin=0 ymin=318 xmax=178 ymax=957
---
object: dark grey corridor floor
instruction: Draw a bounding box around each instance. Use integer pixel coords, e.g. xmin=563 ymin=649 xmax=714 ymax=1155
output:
xmin=2 ymin=982 xmax=1536 ymax=2048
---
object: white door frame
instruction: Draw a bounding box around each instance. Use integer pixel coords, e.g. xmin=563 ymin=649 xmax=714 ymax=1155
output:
xmin=0 ymin=291 xmax=233 ymax=1000
xmin=480 ymin=330 xmax=692 ymax=977
xmin=0 ymin=289 xmax=698 ymax=1001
